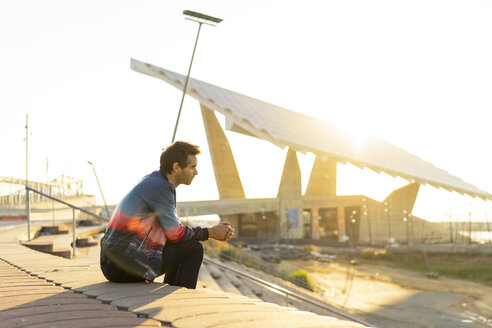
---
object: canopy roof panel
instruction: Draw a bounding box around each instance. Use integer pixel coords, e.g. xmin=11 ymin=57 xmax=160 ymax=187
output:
xmin=131 ymin=58 xmax=491 ymax=200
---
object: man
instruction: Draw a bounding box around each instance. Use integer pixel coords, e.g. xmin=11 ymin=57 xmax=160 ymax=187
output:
xmin=100 ymin=141 xmax=234 ymax=289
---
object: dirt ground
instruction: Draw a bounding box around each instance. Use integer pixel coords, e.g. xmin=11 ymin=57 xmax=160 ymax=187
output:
xmin=277 ymin=258 xmax=492 ymax=328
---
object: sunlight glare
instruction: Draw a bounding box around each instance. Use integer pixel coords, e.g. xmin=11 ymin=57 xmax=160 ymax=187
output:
xmin=337 ymin=163 xmax=409 ymax=202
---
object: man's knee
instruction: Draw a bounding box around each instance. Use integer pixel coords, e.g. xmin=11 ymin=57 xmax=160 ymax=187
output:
xmin=186 ymin=240 xmax=204 ymax=261
xmin=193 ymin=240 xmax=204 ymax=254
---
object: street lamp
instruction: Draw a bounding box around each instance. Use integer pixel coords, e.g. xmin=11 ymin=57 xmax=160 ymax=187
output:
xmin=87 ymin=161 xmax=110 ymax=219
xmin=25 ymin=113 xmax=31 ymax=240
xmin=171 ymin=10 xmax=223 ymax=143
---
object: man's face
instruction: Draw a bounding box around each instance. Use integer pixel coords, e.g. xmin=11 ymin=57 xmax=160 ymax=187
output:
xmin=177 ymin=154 xmax=198 ymax=186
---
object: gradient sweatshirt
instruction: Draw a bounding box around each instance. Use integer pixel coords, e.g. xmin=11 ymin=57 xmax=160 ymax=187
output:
xmin=100 ymin=170 xmax=208 ymax=281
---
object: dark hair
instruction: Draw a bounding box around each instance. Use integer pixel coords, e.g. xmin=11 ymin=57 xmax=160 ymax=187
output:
xmin=159 ymin=141 xmax=200 ymax=175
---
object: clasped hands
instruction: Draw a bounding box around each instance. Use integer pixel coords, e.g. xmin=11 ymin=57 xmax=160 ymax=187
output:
xmin=208 ymin=222 xmax=235 ymax=241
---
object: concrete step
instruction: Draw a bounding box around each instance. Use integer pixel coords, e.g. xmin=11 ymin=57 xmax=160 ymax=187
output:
xmin=0 ymin=225 xmax=367 ymax=328
xmin=38 ymin=225 xmax=68 ymax=235
xmin=213 ymin=267 xmax=243 ymax=295
xmin=198 ymin=262 xmax=223 ymax=291
xmin=49 ymin=249 xmax=72 ymax=259
xmin=0 ymin=260 xmax=160 ymax=328
xmin=18 ymin=223 xmax=104 ymax=259
xmin=73 ymin=237 xmax=98 ymax=247
xmin=222 ymin=270 xmax=263 ymax=301
xmin=20 ymin=239 xmax=54 ymax=253
xmin=234 ymin=275 xmax=262 ymax=300
xmin=20 ymin=235 xmax=72 ymax=259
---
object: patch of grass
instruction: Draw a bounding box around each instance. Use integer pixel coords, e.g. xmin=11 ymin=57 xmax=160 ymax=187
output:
xmin=219 ymin=248 xmax=238 ymax=260
xmin=286 ymin=269 xmax=315 ymax=291
xmin=436 ymin=267 xmax=492 ymax=286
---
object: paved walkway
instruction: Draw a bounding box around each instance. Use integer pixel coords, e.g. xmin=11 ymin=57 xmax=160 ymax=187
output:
xmin=0 ymin=224 xmax=366 ymax=328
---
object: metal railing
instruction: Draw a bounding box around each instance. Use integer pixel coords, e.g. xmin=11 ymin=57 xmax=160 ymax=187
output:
xmin=203 ymin=256 xmax=373 ymax=327
xmin=25 ymin=186 xmax=109 ymax=257
xmin=215 ymin=249 xmax=314 ymax=290
xmin=204 ymin=254 xmax=374 ymax=327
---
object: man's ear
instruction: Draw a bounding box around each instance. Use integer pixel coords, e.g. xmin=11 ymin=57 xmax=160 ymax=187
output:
xmin=172 ymin=162 xmax=181 ymax=173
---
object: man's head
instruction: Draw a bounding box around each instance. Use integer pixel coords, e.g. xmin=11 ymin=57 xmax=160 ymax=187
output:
xmin=160 ymin=141 xmax=200 ymax=186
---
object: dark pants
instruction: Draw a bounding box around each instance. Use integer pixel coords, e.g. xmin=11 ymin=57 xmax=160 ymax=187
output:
xmin=101 ymin=240 xmax=204 ymax=289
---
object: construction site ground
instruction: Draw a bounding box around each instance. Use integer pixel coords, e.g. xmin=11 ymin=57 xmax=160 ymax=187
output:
xmin=268 ymin=255 xmax=492 ymax=328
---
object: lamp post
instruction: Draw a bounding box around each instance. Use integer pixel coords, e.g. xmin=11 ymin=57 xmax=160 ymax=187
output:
xmin=25 ymin=113 xmax=31 ymax=241
xmin=384 ymin=200 xmax=392 ymax=243
xmin=403 ymin=209 xmax=409 ymax=245
xmin=171 ymin=10 xmax=223 ymax=143
xmin=363 ymin=197 xmax=371 ymax=243
xmin=87 ymin=161 xmax=110 ymax=219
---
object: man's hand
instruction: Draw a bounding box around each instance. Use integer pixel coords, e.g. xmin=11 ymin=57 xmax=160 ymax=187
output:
xmin=208 ymin=222 xmax=235 ymax=241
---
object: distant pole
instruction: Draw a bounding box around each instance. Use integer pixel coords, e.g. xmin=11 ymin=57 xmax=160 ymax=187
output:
xmin=51 ymin=184 xmax=55 ymax=226
xmin=363 ymin=198 xmax=372 ymax=244
xmin=408 ymin=214 xmax=413 ymax=244
xmin=87 ymin=161 xmax=110 ymax=218
xmin=468 ymin=205 xmax=472 ymax=245
xmin=448 ymin=207 xmax=453 ymax=243
xmin=46 ymin=157 xmax=56 ymax=225
xmin=25 ymin=114 xmax=28 ymax=189
xmin=72 ymin=208 xmax=76 ymax=257
xmin=486 ymin=209 xmax=491 ymax=244
xmin=458 ymin=215 xmax=464 ymax=244
xmin=403 ymin=209 xmax=409 ymax=245
xmin=172 ymin=22 xmax=202 ymax=143
xmin=171 ymin=10 xmax=223 ymax=143
xmin=25 ymin=113 xmax=31 ymax=241
xmin=385 ymin=200 xmax=392 ymax=243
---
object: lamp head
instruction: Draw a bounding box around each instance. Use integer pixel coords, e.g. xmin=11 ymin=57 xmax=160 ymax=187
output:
xmin=183 ymin=10 xmax=223 ymax=26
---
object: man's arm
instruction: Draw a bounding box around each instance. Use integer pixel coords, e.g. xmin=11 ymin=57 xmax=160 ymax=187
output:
xmin=208 ymin=222 xmax=235 ymax=241
xmin=145 ymin=185 xmax=208 ymax=243
xmin=147 ymin=184 xmax=234 ymax=243
xmin=167 ymin=222 xmax=235 ymax=243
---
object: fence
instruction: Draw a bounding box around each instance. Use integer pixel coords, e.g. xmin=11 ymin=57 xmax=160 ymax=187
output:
xmin=25 ymin=186 xmax=109 ymax=256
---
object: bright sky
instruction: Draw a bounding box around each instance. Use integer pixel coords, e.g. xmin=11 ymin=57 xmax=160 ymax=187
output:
xmin=1 ymin=1 xmax=491 ymax=223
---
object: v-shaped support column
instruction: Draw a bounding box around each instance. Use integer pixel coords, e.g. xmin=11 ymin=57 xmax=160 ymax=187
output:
xmin=382 ymin=182 xmax=420 ymax=243
xmin=277 ymin=148 xmax=303 ymax=238
xmin=200 ymin=104 xmax=245 ymax=234
xmin=200 ymin=104 xmax=245 ymax=199
xmin=304 ymin=156 xmax=338 ymax=240
xmin=305 ymin=156 xmax=337 ymax=196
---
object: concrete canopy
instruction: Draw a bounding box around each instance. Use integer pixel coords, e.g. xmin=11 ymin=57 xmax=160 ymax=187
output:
xmin=131 ymin=58 xmax=492 ymax=201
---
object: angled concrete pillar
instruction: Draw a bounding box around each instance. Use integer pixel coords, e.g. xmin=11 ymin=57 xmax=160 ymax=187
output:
xmin=337 ymin=206 xmax=346 ymax=242
xmin=200 ymin=104 xmax=245 ymax=200
xmin=305 ymin=156 xmax=337 ymax=196
xmin=383 ymin=183 xmax=420 ymax=212
xmin=200 ymin=104 xmax=245 ymax=233
xmin=383 ymin=183 xmax=420 ymax=243
xmin=277 ymin=148 xmax=303 ymax=238
xmin=277 ymin=149 xmax=302 ymax=199
xmin=304 ymin=156 xmax=337 ymax=239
